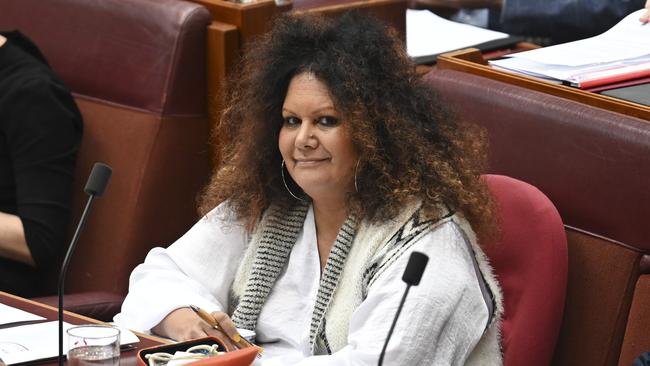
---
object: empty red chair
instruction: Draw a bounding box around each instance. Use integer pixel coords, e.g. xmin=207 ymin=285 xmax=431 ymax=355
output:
xmin=483 ymin=174 xmax=568 ymax=366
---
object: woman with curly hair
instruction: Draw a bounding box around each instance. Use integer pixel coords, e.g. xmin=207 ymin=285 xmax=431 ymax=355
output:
xmin=116 ymin=11 xmax=503 ymax=365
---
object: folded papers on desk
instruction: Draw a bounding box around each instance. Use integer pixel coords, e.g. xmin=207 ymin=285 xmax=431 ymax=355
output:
xmin=0 ymin=304 xmax=45 ymax=326
xmin=407 ymin=9 xmax=517 ymax=64
xmin=489 ymin=9 xmax=650 ymax=89
xmin=0 ymin=321 xmax=139 ymax=365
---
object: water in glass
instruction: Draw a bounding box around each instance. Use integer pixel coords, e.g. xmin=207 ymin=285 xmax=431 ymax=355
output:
xmin=68 ymin=345 xmax=119 ymax=366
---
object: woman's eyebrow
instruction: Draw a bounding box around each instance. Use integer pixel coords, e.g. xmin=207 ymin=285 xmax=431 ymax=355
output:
xmin=282 ymin=106 xmax=337 ymax=115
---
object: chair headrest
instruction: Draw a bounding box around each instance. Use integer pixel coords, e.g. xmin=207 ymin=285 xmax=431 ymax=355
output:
xmin=0 ymin=0 xmax=211 ymax=115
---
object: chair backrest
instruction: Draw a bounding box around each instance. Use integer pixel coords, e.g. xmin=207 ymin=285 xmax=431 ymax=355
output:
xmin=424 ymin=68 xmax=650 ymax=366
xmin=483 ymin=174 xmax=568 ymax=366
xmin=0 ymin=0 xmax=212 ymax=296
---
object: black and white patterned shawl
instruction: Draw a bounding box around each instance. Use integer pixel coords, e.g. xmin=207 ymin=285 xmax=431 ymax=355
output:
xmin=230 ymin=200 xmax=359 ymax=354
xmin=229 ymin=200 xmax=501 ymax=362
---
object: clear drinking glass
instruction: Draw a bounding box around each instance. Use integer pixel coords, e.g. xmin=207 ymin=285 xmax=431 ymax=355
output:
xmin=67 ymin=325 xmax=120 ymax=366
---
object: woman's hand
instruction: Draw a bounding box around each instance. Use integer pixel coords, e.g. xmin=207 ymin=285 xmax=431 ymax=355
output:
xmin=640 ymin=0 xmax=650 ymax=23
xmin=151 ymin=307 xmax=239 ymax=350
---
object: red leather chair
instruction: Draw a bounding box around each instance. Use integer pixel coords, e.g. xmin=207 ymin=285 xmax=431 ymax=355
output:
xmin=424 ymin=68 xmax=650 ymax=366
xmin=0 ymin=0 xmax=212 ymax=320
xmin=483 ymin=174 xmax=568 ymax=366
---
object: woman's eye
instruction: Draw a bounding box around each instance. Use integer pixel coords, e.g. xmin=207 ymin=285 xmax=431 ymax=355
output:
xmin=283 ymin=116 xmax=301 ymax=127
xmin=317 ymin=116 xmax=339 ymax=127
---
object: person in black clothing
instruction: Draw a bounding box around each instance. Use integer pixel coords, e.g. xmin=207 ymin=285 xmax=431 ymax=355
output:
xmin=0 ymin=31 xmax=82 ymax=297
xmin=431 ymin=0 xmax=649 ymax=44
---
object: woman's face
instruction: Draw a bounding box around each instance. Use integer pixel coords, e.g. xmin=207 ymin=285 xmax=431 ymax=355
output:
xmin=279 ymin=72 xmax=358 ymax=200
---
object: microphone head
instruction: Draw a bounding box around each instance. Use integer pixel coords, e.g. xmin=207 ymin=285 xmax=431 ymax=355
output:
xmin=402 ymin=251 xmax=429 ymax=286
xmin=84 ymin=163 xmax=112 ymax=196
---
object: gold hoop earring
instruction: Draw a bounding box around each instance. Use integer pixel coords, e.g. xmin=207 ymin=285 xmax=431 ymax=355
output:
xmin=281 ymin=160 xmax=307 ymax=202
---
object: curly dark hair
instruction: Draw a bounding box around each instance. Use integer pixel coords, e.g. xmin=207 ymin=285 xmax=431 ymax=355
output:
xmin=200 ymin=11 xmax=494 ymax=237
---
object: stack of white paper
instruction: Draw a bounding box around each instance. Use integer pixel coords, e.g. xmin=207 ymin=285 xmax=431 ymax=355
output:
xmin=489 ymin=10 xmax=650 ymax=88
xmin=0 ymin=303 xmax=45 ymax=326
xmin=407 ymin=9 xmax=509 ymax=58
xmin=0 ymin=321 xmax=139 ymax=365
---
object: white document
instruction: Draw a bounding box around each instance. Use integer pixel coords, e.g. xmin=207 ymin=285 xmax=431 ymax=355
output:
xmin=489 ymin=9 xmax=650 ymax=86
xmin=508 ymin=10 xmax=650 ymax=66
xmin=492 ymin=54 xmax=650 ymax=79
xmin=0 ymin=321 xmax=139 ymax=365
xmin=0 ymin=304 xmax=45 ymax=326
xmin=407 ymin=9 xmax=509 ymax=57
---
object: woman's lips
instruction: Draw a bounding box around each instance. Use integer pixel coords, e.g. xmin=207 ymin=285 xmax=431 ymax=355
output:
xmin=294 ymin=158 xmax=329 ymax=166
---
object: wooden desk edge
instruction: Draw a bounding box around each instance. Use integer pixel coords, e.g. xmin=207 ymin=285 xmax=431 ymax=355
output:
xmin=0 ymin=291 xmax=170 ymax=344
xmin=436 ymin=48 xmax=650 ymax=121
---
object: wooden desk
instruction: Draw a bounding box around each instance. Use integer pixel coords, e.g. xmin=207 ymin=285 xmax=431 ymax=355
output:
xmin=193 ymin=0 xmax=406 ymax=46
xmin=436 ymin=48 xmax=650 ymax=120
xmin=0 ymin=292 xmax=165 ymax=366
xmin=414 ymin=41 xmax=538 ymax=75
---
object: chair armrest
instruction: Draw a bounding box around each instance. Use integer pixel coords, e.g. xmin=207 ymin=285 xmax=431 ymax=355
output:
xmin=33 ymin=291 xmax=125 ymax=322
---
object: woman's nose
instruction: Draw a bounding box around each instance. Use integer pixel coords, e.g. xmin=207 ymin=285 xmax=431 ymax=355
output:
xmin=295 ymin=121 xmax=316 ymax=148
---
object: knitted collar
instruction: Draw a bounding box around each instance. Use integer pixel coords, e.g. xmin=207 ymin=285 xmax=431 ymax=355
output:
xmin=231 ymin=200 xmax=359 ymax=354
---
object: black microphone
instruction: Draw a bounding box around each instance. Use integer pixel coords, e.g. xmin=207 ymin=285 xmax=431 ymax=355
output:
xmin=58 ymin=163 xmax=112 ymax=366
xmin=377 ymin=251 xmax=429 ymax=366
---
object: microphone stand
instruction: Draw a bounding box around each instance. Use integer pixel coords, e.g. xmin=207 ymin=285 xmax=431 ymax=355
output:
xmin=377 ymin=283 xmax=413 ymax=366
xmin=58 ymin=196 xmax=96 ymax=366
xmin=377 ymin=251 xmax=429 ymax=366
xmin=58 ymin=163 xmax=112 ymax=366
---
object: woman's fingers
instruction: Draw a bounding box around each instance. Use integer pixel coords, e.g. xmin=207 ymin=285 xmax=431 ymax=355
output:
xmin=211 ymin=311 xmax=242 ymax=342
xmin=201 ymin=325 xmax=239 ymax=350
xmin=641 ymin=11 xmax=650 ymax=23
xmin=151 ymin=307 xmax=244 ymax=348
xmin=152 ymin=307 xmax=211 ymax=341
xmin=641 ymin=1 xmax=650 ymax=23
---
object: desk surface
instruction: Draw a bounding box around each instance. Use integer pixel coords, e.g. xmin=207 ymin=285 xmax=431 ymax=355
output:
xmin=436 ymin=48 xmax=650 ymax=120
xmin=0 ymin=292 xmax=165 ymax=366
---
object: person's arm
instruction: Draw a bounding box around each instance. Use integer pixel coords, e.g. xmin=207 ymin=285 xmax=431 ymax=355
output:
xmin=2 ymin=74 xmax=81 ymax=273
xmin=114 ymin=204 xmax=249 ymax=338
xmin=0 ymin=212 xmax=34 ymax=266
xmin=499 ymin=0 xmax=646 ymax=42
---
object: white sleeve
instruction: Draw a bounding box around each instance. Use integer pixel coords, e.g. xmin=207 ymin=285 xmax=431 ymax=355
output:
xmin=266 ymin=221 xmax=489 ymax=366
xmin=113 ymin=203 xmax=249 ymax=332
